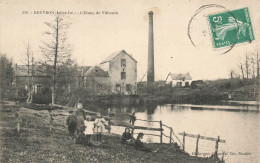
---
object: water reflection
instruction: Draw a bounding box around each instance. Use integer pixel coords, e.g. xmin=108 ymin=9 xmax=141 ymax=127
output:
xmin=85 ymin=103 xmax=260 ymax=163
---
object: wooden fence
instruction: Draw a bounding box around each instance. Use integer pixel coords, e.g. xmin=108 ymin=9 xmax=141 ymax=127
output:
xmin=57 ymin=105 xmax=225 ymax=156
xmin=179 ymin=132 xmax=226 ymax=157
xmin=114 ymin=112 xmax=182 ymax=145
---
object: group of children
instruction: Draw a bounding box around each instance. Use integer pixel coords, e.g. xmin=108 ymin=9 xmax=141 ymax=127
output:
xmin=67 ymin=107 xmax=157 ymax=152
xmin=66 ymin=110 xmax=108 ymax=145
xmin=121 ymin=127 xmax=157 ymax=152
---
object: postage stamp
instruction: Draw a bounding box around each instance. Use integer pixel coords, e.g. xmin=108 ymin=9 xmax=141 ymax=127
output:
xmin=208 ymin=7 xmax=255 ymax=49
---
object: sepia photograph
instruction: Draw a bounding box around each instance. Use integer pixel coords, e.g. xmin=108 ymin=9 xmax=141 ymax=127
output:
xmin=0 ymin=0 xmax=259 ymax=162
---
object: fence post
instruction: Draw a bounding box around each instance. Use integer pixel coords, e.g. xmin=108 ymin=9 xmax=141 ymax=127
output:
xmin=215 ymin=136 xmax=220 ymax=156
xmin=160 ymin=121 xmax=162 ymax=143
xmin=15 ymin=112 xmax=21 ymax=133
xmin=195 ymin=134 xmax=200 ymax=157
xmin=183 ymin=131 xmax=186 ymax=151
xmin=108 ymin=119 xmax=111 ymax=133
xmin=108 ymin=108 xmax=111 ymax=133
xmin=170 ymin=127 xmax=173 ymax=143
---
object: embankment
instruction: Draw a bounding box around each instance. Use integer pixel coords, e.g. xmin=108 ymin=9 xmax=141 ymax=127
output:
xmin=0 ymin=103 xmax=224 ymax=162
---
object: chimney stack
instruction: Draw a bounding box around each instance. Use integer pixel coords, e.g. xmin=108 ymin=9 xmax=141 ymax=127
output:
xmin=147 ymin=11 xmax=155 ymax=85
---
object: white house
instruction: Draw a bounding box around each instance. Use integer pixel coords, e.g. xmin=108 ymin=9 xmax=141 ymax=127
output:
xmin=99 ymin=50 xmax=137 ymax=95
xmin=166 ymin=73 xmax=192 ymax=87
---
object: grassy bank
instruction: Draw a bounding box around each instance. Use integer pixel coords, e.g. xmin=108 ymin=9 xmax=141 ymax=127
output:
xmin=0 ymin=103 xmax=223 ymax=162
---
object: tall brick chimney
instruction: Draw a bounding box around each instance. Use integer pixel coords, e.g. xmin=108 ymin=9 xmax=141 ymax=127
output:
xmin=147 ymin=11 xmax=155 ymax=85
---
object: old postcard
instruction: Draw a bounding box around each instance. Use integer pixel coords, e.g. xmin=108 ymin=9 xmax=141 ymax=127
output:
xmin=0 ymin=0 xmax=259 ymax=162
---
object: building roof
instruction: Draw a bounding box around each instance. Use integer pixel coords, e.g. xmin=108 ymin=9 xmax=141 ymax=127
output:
xmin=77 ymin=66 xmax=91 ymax=75
xmin=15 ymin=65 xmax=31 ymax=76
xmin=100 ymin=50 xmax=137 ymax=64
xmin=167 ymin=73 xmax=192 ymax=80
xmin=15 ymin=65 xmax=49 ymax=76
xmin=15 ymin=64 xmax=92 ymax=77
xmin=84 ymin=66 xmax=109 ymax=77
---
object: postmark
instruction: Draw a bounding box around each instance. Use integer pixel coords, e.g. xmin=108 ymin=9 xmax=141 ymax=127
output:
xmin=208 ymin=7 xmax=255 ymax=49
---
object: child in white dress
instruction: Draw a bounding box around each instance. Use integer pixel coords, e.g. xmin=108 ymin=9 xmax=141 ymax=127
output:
xmin=84 ymin=116 xmax=94 ymax=144
xmin=94 ymin=113 xmax=107 ymax=141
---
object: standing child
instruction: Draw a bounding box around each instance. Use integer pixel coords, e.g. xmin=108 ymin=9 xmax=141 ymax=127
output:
xmin=84 ymin=116 xmax=94 ymax=145
xmin=94 ymin=113 xmax=107 ymax=142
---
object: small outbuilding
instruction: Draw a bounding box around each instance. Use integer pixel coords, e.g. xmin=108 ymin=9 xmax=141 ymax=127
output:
xmin=166 ymin=73 xmax=192 ymax=87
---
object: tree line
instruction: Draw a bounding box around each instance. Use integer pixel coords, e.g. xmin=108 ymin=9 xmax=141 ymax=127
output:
xmin=1 ymin=15 xmax=83 ymax=105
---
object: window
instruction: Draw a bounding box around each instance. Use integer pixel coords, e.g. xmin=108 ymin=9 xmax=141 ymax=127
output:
xmin=121 ymin=72 xmax=126 ymax=80
xmin=126 ymin=84 xmax=131 ymax=92
xmin=116 ymin=84 xmax=121 ymax=92
xmin=176 ymin=82 xmax=182 ymax=87
xmin=121 ymin=59 xmax=126 ymax=67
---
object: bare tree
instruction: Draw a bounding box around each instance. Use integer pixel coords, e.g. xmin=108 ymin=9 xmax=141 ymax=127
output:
xmin=40 ymin=15 xmax=72 ymax=105
xmin=250 ymin=56 xmax=255 ymax=79
xmin=229 ymin=69 xmax=235 ymax=79
xmin=257 ymin=51 xmax=260 ymax=80
xmin=257 ymin=51 xmax=260 ymax=101
xmin=245 ymin=52 xmax=250 ymax=79
xmin=25 ymin=44 xmax=34 ymax=103
xmin=240 ymin=63 xmax=245 ymax=79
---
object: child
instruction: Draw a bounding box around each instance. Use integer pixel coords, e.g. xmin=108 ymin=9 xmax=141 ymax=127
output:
xmin=134 ymin=132 xmax=158 ymax=152
xmin=121 ymin=127 xmax=132 ymax=144
xmin=66 ymin=114 xmax=77 ymax=140
xmin=94 ymin=113 xmax=107 ymax=142
xmin=84 ymin=116 xmax=94 ymax=145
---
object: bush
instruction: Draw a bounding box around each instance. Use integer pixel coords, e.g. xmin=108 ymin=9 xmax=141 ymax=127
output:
xmin=33 ymin=88 xmax=52 ymax=104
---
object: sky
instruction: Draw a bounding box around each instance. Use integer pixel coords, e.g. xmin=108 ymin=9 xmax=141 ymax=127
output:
xmin=0 ymin=0 xmax=259 ymax=81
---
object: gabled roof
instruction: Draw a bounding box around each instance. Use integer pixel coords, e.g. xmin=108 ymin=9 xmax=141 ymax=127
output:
xmin=84 ymin=66 xmax=109 ymax=77
xmin=167 ymin=73 xmax=192 ymax=80
xmin=77 ymin=66 xmax=91 ymax=75
xmin=100 ymin=50 xmax=137 ymax=64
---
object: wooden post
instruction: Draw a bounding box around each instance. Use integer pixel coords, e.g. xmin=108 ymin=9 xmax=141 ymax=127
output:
xmin=108 ymin=108 xmax=111 ymax=133
xmin=183 ymin=131 xmax=186 ymax=151
xmin=48 ymin=110 xmax=53 ymax=131
xmin=160 ymin=121 xmax=162 ymax=143
xmin=108 ymin=119 xmax=111 ymax=133
xmin=15 ymin=112 xmax=22 ymax=133
xmin=215 ymin=136 xmax=220 ymax=156
xmin=195 ymin=134 xmax=200 ymax=157
xmin=170 ymin=127 xmax=173 ymax=143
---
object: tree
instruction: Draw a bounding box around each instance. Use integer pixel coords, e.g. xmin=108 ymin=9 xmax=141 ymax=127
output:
xmin=25 ymin=43 xmax=34 ymax=103
xmin=39 ymin=15 xmax=72 ymax=105
xmin=257 ymin=51 xmax=260 ymax=100
xmin=257 ymin=51 xmax=260 ymax=81
xmin=245 ymin=52 xmax=250 ymax=79
xmin=0 ymin=54 xmax=15 ymax=99
xmin=240 ymin=63 xmax=245 ymax=79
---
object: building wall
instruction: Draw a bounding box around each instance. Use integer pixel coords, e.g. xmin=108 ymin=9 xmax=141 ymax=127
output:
xmin=103 ymin=51 xmax=137 ymax=95
xmin=171 ymin=80 xmax=192 ymax=87
xmin=15 ymin=76 xmax=52 ymax=96
xmin=84 ymin=76 xmax=111 ymax=95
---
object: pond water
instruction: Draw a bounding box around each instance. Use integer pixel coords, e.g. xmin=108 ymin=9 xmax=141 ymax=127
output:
xmin=85 ymin=104 xmax=260 ymax=163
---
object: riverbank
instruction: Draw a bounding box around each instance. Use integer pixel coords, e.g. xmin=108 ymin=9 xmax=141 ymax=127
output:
xmin=0 ymin=102 xmax=223 ymax=162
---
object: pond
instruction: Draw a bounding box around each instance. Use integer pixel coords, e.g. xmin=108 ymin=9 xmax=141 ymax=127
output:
xmin=85 ymin=103 xmax=260 ymax=163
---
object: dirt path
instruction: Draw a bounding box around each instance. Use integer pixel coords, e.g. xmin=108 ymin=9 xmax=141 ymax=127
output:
xmin=0 ymin=103 xmax=223 ymax=163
